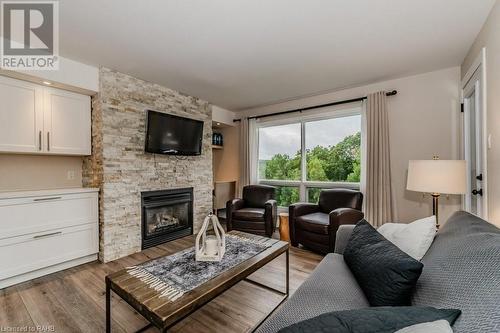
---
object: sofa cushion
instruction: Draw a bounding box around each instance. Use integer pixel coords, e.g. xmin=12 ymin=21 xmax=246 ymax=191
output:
xmin=412 ymin=211 xmax=500 ymax=333
xmin=295 ymin=212 xmax=329 ymax=234
xmin=278 ymin=306 xmax=461 ymax=333
xmin=232 ymin=207 xmax=265 ymax=221
xmin=255 ymin=253 xmax=369 ymax=333
xmin=378 ymin=216 xmax=436 ymax=260
xmin=344 ymin=220 xmax=423 ymax=306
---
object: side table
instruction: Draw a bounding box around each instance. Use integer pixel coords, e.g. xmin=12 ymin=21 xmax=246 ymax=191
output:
xmin=279 ymin=212 xmax=290 ymax=242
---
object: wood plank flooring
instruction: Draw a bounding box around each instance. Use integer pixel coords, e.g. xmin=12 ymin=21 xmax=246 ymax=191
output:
xmin=0 ymin=237 xmax=323 ymax=333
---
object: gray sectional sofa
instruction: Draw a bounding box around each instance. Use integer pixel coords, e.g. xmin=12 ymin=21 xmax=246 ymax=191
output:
xmin=257 ymin=211 xmax=500 ymax=333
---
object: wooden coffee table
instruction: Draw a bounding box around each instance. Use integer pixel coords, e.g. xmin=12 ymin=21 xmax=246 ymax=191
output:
xmin=105 ymin=231 xmax=289 ymax=332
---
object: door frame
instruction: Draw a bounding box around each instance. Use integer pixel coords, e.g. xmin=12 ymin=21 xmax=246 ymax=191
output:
xmin=461 ymin=47 xmax=488 ymax=219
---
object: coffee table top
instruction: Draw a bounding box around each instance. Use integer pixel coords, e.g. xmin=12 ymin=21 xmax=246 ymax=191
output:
xmin=106 ymin=231 xmax=288 ymax=329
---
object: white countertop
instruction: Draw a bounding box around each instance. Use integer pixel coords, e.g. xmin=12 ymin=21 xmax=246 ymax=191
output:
xmin=0 ymin=187 xmax=99 ymax=200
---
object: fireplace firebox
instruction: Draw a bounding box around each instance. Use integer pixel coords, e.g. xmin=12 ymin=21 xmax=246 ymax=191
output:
xmin=141 ymin=188 xmax=193 ymax=249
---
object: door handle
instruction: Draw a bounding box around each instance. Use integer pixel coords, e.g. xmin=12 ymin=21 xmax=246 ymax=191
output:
xmin=33 ymin=196 xmax=62 ymax=202
xmin=47 ymin=132 xmax=50 ymax=151
xmin=33 ymin=231 xmax=62 ymax=239
xmin=38 ymin=131 xmax=42 ymax=151
xmin=476 ymin=174 xmax=483 ymax=181
xmin=472 ymin=189 xmax=483 ymax=196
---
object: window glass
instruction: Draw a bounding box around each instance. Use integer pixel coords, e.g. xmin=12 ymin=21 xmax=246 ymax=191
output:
xmin=275 ymin=186 xmax=300 ymax=208
xmin=305 ymin=115 xmax=361 ymax=182
xmin=258 ymin=123 xmax=301 ymax=181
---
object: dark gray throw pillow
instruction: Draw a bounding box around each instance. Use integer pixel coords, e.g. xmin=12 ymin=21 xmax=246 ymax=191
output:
xmin=278 ymin=306 xmax=461 ymax=333
xmin=343 ymin=220 xmax=424 ymax=306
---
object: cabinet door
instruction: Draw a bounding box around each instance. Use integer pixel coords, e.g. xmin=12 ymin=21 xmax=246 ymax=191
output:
xmin=0 ymin=76 xmax=44 ymax=153
xmin=44 ymin=88 xmax=91 ymax=155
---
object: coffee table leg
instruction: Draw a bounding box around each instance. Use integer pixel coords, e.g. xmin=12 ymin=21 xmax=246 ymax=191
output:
xmin=106 ymin=279 xmax=111 ymax=333
xmin=285 ymin=248 xmax=289 ymax=296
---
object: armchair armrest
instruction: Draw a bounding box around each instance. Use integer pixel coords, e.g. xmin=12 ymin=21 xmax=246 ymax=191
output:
xmin=328 ymin=208 xmax=363 ymax=252
xmin=264 ymin=199 xmax=277 ymax=236
xmin=226 ymin=198 xmax=245 ymax=231
xmin=329 ymin=207 xmax=364 ymax=228
xmin=227 ymin=198 xmax=245 ymax=211
xmin=289 ymin=203 xmax=319 ymax=245
xmin=334 ymin=225 xmax=356 ymax=254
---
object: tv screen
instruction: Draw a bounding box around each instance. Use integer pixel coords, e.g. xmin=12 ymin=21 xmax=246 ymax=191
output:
xmin=145 ymin=111 xmax=203 ymax=155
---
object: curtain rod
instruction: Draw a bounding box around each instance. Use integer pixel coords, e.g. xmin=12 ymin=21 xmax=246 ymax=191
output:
xmin=233 ymin=90 xmax=397 ymax=122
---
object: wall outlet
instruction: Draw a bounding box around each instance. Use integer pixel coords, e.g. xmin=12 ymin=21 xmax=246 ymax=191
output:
xmin=67 ymin=170 xmax=75 ymax=180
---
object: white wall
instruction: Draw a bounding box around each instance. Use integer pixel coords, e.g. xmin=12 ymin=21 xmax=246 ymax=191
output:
xmin=212 ymin=105 xmax=237 ymax=126
xmin=461 ymin=0 xmax=500 ymax=226
xmin=242 ymin=67 xmax=461 ymax=224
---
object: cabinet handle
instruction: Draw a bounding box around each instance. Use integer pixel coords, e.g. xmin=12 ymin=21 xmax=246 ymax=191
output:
xmin=33 ymin=231 xmax=62 ymax=239
xmin=47 ymin=132 xmax=50 ymax=151
xmin=33 ymin=196 xmax=62 ymax=202
xmin=38 ymin=131 xmax=42 ymax=151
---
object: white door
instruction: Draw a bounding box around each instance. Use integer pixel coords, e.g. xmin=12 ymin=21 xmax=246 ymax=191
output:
xmin=0 ymin=76 xmax=44 ymax=153
xmin=44 ymin=88 xmax=91 ymax=155
xmin=462 ymin=66 xmax=487 ymax=218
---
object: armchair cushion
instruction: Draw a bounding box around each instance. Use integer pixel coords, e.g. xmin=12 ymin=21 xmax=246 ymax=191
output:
xmin=296 ymin=212 xmax=330 ymax=234
xmin=232 ymin=207 xmax=265 ymax=221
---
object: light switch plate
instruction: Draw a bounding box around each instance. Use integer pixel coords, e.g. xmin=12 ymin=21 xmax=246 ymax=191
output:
xmin=67 ymin=170 xmax=75 ymax=180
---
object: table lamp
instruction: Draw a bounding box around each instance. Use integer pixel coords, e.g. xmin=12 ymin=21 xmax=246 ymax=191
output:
xmin=406 ymin=159 xmax=466 ymax=226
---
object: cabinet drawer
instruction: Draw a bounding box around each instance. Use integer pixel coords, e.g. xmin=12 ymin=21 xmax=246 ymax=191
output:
xmin=0 ymin=223 xmax=98 ymax=281
xmin=0 ymin=193 xmax=98 ymax=239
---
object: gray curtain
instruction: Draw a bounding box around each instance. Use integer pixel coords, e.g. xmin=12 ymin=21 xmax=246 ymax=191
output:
xmin=238 ymin=117 xmax=250 ymax=196
xmin=365 ymin=91 xmax=393 ymax=227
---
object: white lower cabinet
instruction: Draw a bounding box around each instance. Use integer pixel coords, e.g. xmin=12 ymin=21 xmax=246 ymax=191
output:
xmin=0 ymin=188 xmax=99 ymax=288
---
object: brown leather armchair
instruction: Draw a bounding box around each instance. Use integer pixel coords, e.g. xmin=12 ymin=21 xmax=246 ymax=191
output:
xmin=290 ymin=189 xmax=364 ymax=253
xmin=226 ymin=185 xmax=277 ymax=237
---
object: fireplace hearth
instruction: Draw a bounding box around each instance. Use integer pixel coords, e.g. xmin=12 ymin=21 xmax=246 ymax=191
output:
xmin=141 ymin=188 xmax=193 ymax=249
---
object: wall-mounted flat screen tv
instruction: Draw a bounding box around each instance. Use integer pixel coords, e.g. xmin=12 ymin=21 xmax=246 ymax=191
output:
xmin=145 ymin=110 xmax=203 ymax=156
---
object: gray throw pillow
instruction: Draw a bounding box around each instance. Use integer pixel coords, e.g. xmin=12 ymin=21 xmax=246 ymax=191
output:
xmin=343 ymin=220 xmax=423 ymax=306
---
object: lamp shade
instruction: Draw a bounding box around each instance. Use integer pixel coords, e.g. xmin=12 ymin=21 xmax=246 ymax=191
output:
xmin=407 ymin=160 xmax=466 ymax=195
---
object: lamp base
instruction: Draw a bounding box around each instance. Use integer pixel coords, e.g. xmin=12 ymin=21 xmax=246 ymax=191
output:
xmin=432 ymin=193 xmax=440 ymax=228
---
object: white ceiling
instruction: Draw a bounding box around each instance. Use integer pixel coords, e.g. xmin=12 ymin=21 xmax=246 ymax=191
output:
xmin=59 ymin=0 xmax=495 ymax=110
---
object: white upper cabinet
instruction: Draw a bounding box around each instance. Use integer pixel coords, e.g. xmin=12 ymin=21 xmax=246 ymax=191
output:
xmin=44 ymin=88 xmax=91 ymax=155
xmin=0 ymin=76 xmax=91 ymax=156
xmin=0 ymin=76 xmax=44 ymax=153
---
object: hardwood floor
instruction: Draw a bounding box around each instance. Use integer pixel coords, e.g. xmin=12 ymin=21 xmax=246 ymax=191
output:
xmin=0 ymin=236 xmax=323 ymax=333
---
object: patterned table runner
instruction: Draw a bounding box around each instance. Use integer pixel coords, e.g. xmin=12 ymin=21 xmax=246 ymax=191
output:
xmin=126 ymin=234 xmax=271 ymax=302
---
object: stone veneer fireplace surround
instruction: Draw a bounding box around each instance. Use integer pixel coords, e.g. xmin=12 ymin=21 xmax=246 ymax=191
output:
xmin=83 ymin=68 xmax=213 ymax=262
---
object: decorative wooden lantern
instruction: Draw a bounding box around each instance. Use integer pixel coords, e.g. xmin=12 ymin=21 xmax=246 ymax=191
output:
xmin=195 ymin=212 xmax=226 ymax=262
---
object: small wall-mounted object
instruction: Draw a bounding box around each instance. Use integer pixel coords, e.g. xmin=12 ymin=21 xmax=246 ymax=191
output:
xmin=212 ymin=132 xmax=223 ymax=146
xmin=195 ymin=212 xmax=225 ymax=262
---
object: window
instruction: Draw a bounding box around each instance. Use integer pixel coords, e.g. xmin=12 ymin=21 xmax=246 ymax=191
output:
xmin=256 ymin=107 xmax=362 ymax=207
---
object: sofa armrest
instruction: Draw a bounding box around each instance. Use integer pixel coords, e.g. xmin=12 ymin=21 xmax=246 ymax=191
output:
xmin=226 ymin=198 xmax=245 ymax=231
xmin=334 ymin=225 xmax=356 ymax=254
xmin=264 ymin=199 xmax=278 ymax=236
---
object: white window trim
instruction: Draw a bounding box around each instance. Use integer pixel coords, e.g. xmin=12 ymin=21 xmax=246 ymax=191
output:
xmin=252 ymin=102 xmax=363 ymax=204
